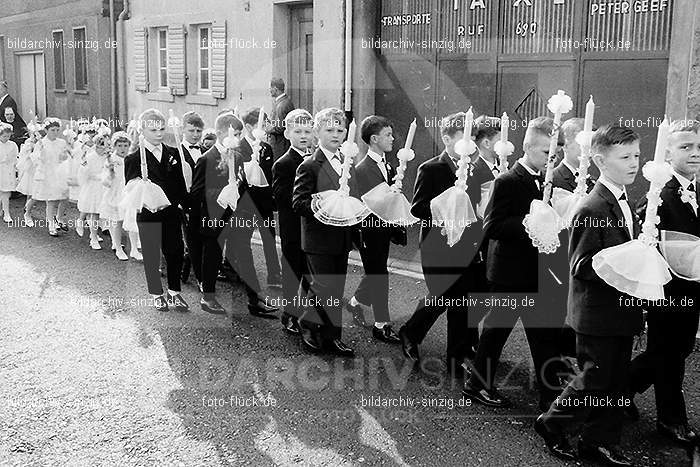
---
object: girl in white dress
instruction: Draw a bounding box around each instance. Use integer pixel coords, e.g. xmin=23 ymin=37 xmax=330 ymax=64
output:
xmin=99 ymin=131 xmax=141 ymax=260
xmin=78 ymin=132 xmax=109 ymax=249
xmin=72 ymin=127 xmax=97 ymax=237
xmin=31 ymin=118 xmax=70 ymax=236
xmin=15 ymin=127 xmax=44 ymax=227
xmin=0 ymin=122 xmax=18 ymax=223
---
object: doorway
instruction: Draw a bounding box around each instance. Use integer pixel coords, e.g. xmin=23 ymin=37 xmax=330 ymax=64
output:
xmin=17 ymin=52 xmax=46 ymax=119
xmin=290 ymin=5 xmax=313 ymax=113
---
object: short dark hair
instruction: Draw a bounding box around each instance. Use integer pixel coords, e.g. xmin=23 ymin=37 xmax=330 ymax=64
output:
xmin=270 ymin=78 xmax=285 ymax=92
xmin=241 ymin=107 xmax=263 ymax=127
xmin=472 ymin=115 xmax=501 ymax=145
xmin=440 ymin=112 xmax=466 ymax=138
xmin=360 ymin=115 xmax=392 ymax=145
xmin=592 ymin=124 xmax=640 ymax=155
xmin=182 ymin=111 xmax=205 ymax=129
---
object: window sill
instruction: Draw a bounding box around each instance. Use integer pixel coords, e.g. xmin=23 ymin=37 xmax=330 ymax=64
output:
xmin=185 ymin=93 xmax=218 ymax=106
xmin=54 ymin=89 xmax=67 ymax=94
xmin=146 ymin=92 xmax=175 ymax=103
xmin=73 ymin=90 xmax=89 ymax=95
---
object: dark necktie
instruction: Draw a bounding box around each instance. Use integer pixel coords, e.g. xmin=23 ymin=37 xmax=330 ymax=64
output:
xmin=689 ymin=183 xmax=695 ymax=192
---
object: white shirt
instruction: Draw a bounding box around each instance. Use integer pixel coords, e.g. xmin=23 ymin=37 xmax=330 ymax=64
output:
xmin=143 ymin=140 xmax=163 ymax=162
xmin=672 ymin=170 xmax=698 ymax=215
xmin=181 ymin=138 xmax=202 ymax=163
xmin=275 ymin=93 xmax=287 ymax=102
xmin=366 ymin=149 xmax=388 ymax=182
xmin=320 ymin=145 xmax=343 ymax=176
xmin=599 ymin=175 xmax=634 ymax=238
xmin=0 ymin=94 xmax=7 ymax=106
xmin=517 ymin=157 xmax=542 ymax=190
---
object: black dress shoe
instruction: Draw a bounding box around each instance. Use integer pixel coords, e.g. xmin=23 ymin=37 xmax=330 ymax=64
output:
xmin=462 ymin=382 xmax=512 ymax=408
xmin=534 ymin=415 xmax=576 ymax=461
xmin=200 ymin=297 xmax=226 ymax=315
xmin=346 ymin=301 xmax=370 ymax=328
xmin=372 ymin=324 xmax=400 ymax=344
xmin=281 ymin=314 xmax=301 ymax=335
xmin=657 ymin=421 xmax=697 ymax=445
xmin=328 ymin=339 xmax=355 ymax=357
xmin=578 ymin=442 xmax=633 ymax=466
xmin=169 ymin=293 xmax=190 ymax=312
xmin=398 ymin=326 xmax=420 ymax=363
xmin=153 ymin=295 xmax=168 ymax=312
xmin=300 ymin=327 xmax=323 ymax=353
xmin=248 ymin=299 xmax=279 ymax=318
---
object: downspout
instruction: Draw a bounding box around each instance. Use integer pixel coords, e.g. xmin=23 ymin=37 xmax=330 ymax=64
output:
xmin=116 ymin=0 xmax=130 ymax=128
xmin=109 ymin=0 xmax=117 ymax=125
xmin=344 ymin=0 xmax=353 ymax=121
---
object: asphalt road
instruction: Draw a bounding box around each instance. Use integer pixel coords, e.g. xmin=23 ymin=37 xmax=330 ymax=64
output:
xmin=0 ymin=199 xmax=697 ymax=466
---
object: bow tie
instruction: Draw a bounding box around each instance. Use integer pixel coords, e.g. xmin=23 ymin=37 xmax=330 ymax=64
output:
xmin=333 ymin=153 xmax=344 ymax=164
xmin=688 ymin=183 xmax=696 ymax=192
xmin=189 ymin=144 xmax=200 ymax=150
xmin=619 ymin=192 xmax=628 ymax=201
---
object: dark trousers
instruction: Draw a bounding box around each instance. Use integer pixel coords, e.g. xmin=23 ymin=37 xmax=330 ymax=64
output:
xmin=301 ymin=251 xmax=349 ymax=341
xmin=137 ymin=206 xmax=183 ymax=295
xmin=280 ymin=238 xmax=309 ymax=318
xmin=630 ymin=308 xmax=699 ymax=425
xmin=402 ymin=265 xmax=477 ymax=363
xmin=250 ymin=195 xmax=281 ymax=280
xmin=468 ymin=282 xmax=565 ymax=405
xmin=182 ymin=208 xmax=202 ymax=283
xmin=543 ymin=333 xmax=633 ymax=447
xmin=354 ymin=229 xmax=391 ymax=323
xmin=200 ymin=218 xmax=260 ymax=303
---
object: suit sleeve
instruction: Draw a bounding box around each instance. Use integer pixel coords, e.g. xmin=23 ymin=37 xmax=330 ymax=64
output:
xmin=569 ymin=206 xmax=604 ymax=281
xmin=410 ymin=164 xmax=433 ymax=220
xmin=123 ymin=153 xmax=140 ymax=183
xmin=190 ymin=155 xmax=207 ymax=209
xmin=292 ymin=161 xmax=315 ymax=218
xmin=170 ymin=146 xmax=188 ymax=205
xmin=272 ymin=159 xmax=292 ymax=210
xmin=483 ymin=176 xmax=529 ymax=242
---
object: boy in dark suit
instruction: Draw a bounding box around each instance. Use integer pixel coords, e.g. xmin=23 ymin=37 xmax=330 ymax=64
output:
xmin=629 ymin=119 xmax=700 ymax=445
xmin=346 ymin=115 xmax=402 ymax=344
xmin=462 ymin=117 xmax=567 ymax=409
xmin=552 ymin=118 xmax=597 ymax=193
xmin=292 ymin=107 xmax=360 ymax=356
xmin=124 ymin=108 xmax=188 ymax=312
xmin=268 ymin=78 xmax=295 ymax=159
xmin=272 ymin=109 xmax=314 ymax=335
xmin=398 ymin=112 xmax=482 ymax=378
xmin=179 ymin=111 xmax=205 ymax=287
xmin=239 ymin=107 xmax=282 ymax=288
xmin=190 ymin=112 xmax=278 ymax=317
xmin=535 ymin=124 xmax=643 ymax=466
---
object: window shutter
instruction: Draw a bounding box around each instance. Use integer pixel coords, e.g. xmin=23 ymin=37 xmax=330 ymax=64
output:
xmin=133 ymin=27 xmax=148 ymax=92
xmin=168 ymin=24 xmax=186 ymax=95
xmin=210 ymin=21 xmax=226 ymax=99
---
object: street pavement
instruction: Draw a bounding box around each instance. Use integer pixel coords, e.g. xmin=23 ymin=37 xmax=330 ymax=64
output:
xmin=0 ymin=199 xmax=697 ymax=466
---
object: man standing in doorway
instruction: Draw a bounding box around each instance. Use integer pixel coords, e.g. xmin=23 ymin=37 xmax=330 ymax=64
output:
xmin=268 ymin=78 xmax=295 ymax=160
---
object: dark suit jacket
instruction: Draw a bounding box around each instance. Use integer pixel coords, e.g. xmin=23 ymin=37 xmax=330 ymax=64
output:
xmin=355 ymin=152 xmax=397 ymax=231
xmin=411 ymin=151 xmax=481 ymax=270
xmin=636 ymin=176 xmax=700 ymax=311
xmin=552 ymin=161 xmax=596 ymax=193
xmin=272 ymin=146 xmax=306 ymax=246
xmin=292 ymin=147 xmax=360 ymax=255
xmin=190 ymin=144 xmax=247 ymax=237
xmin=0 ymin=94 xmax=27 ymax=128
xmin=568 ymin=182 xmax=643 ymax=337
xmin=470 ymin=155 xmax=497 ymax=261
xmin=239 ymin=137 xmax=275 ymax=214
xmin=124 ymin=143 xmax=187 ymax=217
xmin=483 ymin=161 xmax=543 ymax=288
xmin=268 ymin=95 xmax=295 ymax=158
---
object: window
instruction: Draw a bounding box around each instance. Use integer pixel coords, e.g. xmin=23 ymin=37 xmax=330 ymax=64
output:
xmin=53 ymin=31 xmax=65 ymax=89
xmin=73 ymin=27 xmax=88 ymax=90
xmin=157 ymin=28 xmax=168 ymax=89
xmin=0 ymin=36 xmax=5 ymax=80
xmin=198 ymin=26 xmax=211 ymax=91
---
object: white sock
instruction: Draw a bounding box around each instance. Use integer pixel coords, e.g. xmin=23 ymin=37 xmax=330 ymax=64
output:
xmin=167 ymin=289 xmax=180 ymax=297
xmin=374 ymin=321 xmax=389 ymax=329
xmin=151 ymin=294 xmax=162 ymax=299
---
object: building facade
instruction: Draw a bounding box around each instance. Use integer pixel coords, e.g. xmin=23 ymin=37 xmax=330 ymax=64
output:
xmin=0 ymin=0 xmax=121 ymax=122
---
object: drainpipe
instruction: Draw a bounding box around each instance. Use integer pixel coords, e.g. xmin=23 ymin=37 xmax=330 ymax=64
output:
xmin=116 ymin=0 xmax=130 ymax=128
xmin=109 ymin=0 xmax=117 ymax=125
xmin=344 ymin=0 xmax=353 ymax=122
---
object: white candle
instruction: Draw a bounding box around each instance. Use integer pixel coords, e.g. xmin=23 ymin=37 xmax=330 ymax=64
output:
xmin=228 ymin=125 xmax=236 ymax=140
xmin=257 ymin=107 xmax=265 ymax=131
xmin=404 ymin=118 xmax=417 ymax=149
xmin=462 ymin=107 xmax=473 ymax=141
xmin=500 ymin=112 xmax=509 ymax=143
xmin=347 ymin=119 xmax=357 ymax=144
xmin=653 ymin=116 xmax=670 ymax=164
xmin=584 ymin=96 xmax=595 ymax=133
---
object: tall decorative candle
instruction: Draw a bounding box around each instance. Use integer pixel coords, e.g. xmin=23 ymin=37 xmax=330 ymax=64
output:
xmin=404 ymin=118 xmax=417 ymax=149
xmin=653 ymin=116 xmax=670 ymax=164
xmin=500 ymin=112 xmax=509 ymax=143
xmin=347 ymin=119 xmax=357 ymax=144
xmin=257 ymin=107 xmax=265 ymax=131
xmin=584 ymin=96 xmax=595 ymax=133
xmin=462 ymin=107 xmax=474 ymax=141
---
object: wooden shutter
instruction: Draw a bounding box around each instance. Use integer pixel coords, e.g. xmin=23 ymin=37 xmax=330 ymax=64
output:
xmin=133 ymin=27 xmax=149 ymax=92
xmin=210 ymin=21 xmax=226 ymax=99
xmin=168 ymin=24 xmax=186 ymax=95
